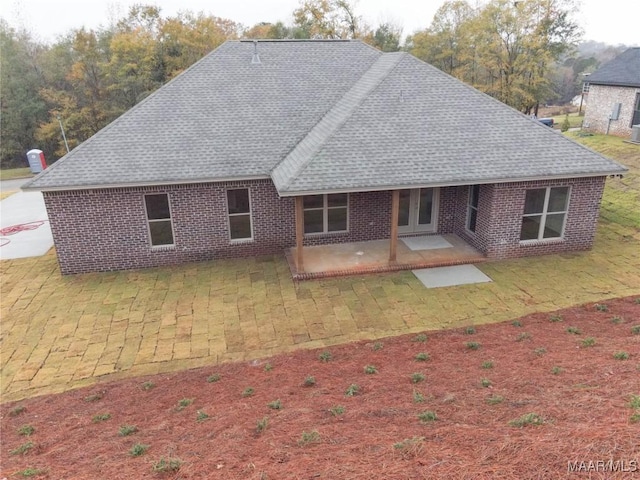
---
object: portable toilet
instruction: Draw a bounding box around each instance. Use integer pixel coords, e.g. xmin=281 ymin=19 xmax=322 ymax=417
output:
xmin=27 ymin=149 xmax=47 ymax=173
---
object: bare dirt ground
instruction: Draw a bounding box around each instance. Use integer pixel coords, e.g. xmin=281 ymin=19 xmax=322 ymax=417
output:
xmin=2 ymin=296 xmax=639 ymax=480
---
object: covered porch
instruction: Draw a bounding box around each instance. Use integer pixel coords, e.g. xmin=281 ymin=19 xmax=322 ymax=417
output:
xmin=286 ymin=233 xmax=485 ymax=280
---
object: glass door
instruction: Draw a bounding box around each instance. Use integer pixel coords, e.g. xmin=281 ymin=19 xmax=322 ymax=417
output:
xmin=397 ymin=188 xmax=438 ymax=233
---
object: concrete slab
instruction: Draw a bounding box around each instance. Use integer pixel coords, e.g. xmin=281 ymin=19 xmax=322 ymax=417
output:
xmin=0 ymin=191 xmax=53 ymax=259
xmin=412 ymin=264 xmax=493 ymax=288
xmin=402 ymin=235 xmax=453 ymax=251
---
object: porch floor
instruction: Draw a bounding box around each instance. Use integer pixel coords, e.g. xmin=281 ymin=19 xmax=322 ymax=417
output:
xmin=286 ymin=234 xmax=486 ymax=280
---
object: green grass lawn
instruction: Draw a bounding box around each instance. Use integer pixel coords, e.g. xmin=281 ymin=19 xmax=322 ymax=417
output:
xmin=551 ymin=112 xmax=584 ymax=129
xmin=0 ymin=167 xmax=33 ymax=180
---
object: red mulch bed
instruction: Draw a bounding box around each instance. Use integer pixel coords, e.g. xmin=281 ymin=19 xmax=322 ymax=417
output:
xmin=2 ymin=297 xmax=639 ymax=479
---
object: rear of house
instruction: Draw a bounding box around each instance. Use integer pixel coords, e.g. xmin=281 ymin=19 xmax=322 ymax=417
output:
xmin=24 ymin=40 xmax=627 ymax=276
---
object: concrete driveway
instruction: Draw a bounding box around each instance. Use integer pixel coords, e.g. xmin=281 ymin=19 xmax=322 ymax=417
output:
xmin=0 ymin=180 xmax=53 ymax=259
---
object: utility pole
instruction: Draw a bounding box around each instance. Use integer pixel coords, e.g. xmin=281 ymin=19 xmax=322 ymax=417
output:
xmin=57 ymin=115 xmax=70 ymax=154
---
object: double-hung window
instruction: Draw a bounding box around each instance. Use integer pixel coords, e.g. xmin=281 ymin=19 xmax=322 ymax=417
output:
xmin=303 ymin=194 xmax=348 ymax=234
xmin=144 ymin=193 xmax=174 ymax=247
xmin=520 ymin=187 xmax=569 ymax=241
xmin=467 ymin=185 xmax=479 ymax=233
xmin=227 ymin=188 xmax=253 ymax=241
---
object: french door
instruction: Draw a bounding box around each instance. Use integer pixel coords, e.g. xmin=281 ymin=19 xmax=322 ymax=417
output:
xmin=398 ymin=188 xmax=438 ymax=234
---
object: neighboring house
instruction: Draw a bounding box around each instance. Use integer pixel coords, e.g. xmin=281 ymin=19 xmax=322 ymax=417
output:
xmin=583 ymin=47 xmax=640 ymax=137
xmin=23 ymin=40 xmax=627 ymax=275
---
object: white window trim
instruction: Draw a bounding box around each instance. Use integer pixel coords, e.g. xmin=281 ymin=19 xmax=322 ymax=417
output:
xmin=226 ymin=187 xmax=254 ymax=243
xmin=466 ymin=185 xmax=479 ymax=234
xmin=144 ymin=193 xmax=176 ymax=249
xmin=520 ymin=186 xmax=571 ymax=244
xmin=303 ymin=194 xmax=349 ymax=236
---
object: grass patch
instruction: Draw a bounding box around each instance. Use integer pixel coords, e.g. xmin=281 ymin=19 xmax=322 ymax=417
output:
xmin=129 ymin=443 xmax=149 ymax=457
xmin=318 ymin=351 xmax=332 ymax=362
xmin=613 ymin=351 xmax=630 ymax=360
xmin=303 ymin=376 xmax=316 ymax=387
xmin=207 ymin=373 xmax=221 ymax=383
xmin=631 ymin=413 xmax=640 ymax=423
xmin=595 ymin=303 xmax=609 ymax=312
xmin=176 ymin=398 xmax=193 ymax=411
xmin=464 ymin=326 xmax=476 ymax=334
xmin=512 ymin=320 xmax=523 ymax=327
xmin=629 ymin=395 xmax=640 ymax=409
xmin=631 ymin=325 xmax=640 ymax=335
xmin=329 ymin=405 xmax=345 ymax=416
xmin=242 ymin=387 xmax=255 ymax=397
xmin=196 ymin=410 xmax=210 ymax=422
xmin=84 ymin=393 xmax=103 ymax=402
xmin=551 ymin=366 xmax=563 ymax=375
xmin=411 ymin=372 xmax=425 ymax=384
xmin=466 ymin=341 xmax=480 ymax=350
xmin=298 ymin=430 xmax=321 ymax=446
xmin=9 ymin=405 xmax=26 ymax=416
xmin=412 ymin=390 xmax=426 ymax=403
xmin=486 ymin=395 xmax=504 ymax=405
xmin=534 ymin=347 xmax=547 ymax=356
xmin=516 ymin=332 xmax=531 ymax=342
xmin=415 ymin=352 xmax=430 ymax=362
xmin=152 ymin=457 xmax=182 ymax=473
xmin=11 ymin=441 xmax=35 ymax=455
xmin=581 ymin=337 xmax=596 ymax=347
xmin=345 ymin=384 xmax=360 ymax=396
xmin=567 ymin=326 xmax=581 ymax=335
xmin=549 ymin=314 xmax=563 ymax=323
xmin=363 ymin=365 xmax=378 ymax=374
xmin=610 ymin=316 xmax=624 ymax=324
xmin=141 ymin=381 xmax=155 ymax=390
xmin=481 ymin=378 xmax=492 ymax=388
xmin=372 ymin=342 xmax=384 ymax=351
xmin=267 ymin=399 xmax=282 ymax=410
xmin=509 ymin=413 xmax=544 ymax=427
xmin=481 ymin=360 xmax=494 ymax=369
xmin=92 ymin=413 xmax=111 ymax=423
xmin=417 ymin=411 xmax=437 ymax=423
xmin=0 ymin=167 xmax=32 ymax=180
xmin=256 ymin=416 xmax=269 ymax=434
xmin=18 ymin=425 xmax=35 ymax=436
xmin=393 ymin=436 xmax=425 ymax=457
xmin=263 ymin=363 xmax=273 ymax=372
xmin=118 ymin=425 xmax=138 ymax=437
xmin=413 ymin=333 xmax=428 ymax=343
xmin=16 ymin=468 xmax=46 ymax=477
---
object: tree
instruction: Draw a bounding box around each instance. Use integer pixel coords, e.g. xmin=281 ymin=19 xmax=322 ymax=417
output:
xmin=364 ymin=21 xmax=403 ymax=52
xmin=293 ymin=0 xmax=364 ymax=39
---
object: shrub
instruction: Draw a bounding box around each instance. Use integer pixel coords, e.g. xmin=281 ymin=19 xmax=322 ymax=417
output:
xmin=345 ymin=384 xmax=360 ymax=396
xmin=329 ymin=405 xmax=345 ymax=416
xmin=464 ymin=326 xmax=476 ymax=334
xmin=631 ymin=325 xmax=640 ymax=335
xmin=303 ymin=376 xmax=316 ymax=387
xmin=581 ymin=337 xmax=596 ymax=347
xmin=318 ymin=351 xmax=332 ymax=362
xmin=413 ymin=333 xmax=428 ymax=343
xmin=152 ymin=457 xmax=182 ymax=473
xmin=415 ymin=353 xmax=430 ymax=362
xmin=481 ymin=378 xmax=492 ymax=388
xmin=176 ymin=398 xmax=193 ymax=411
xmin=411 ymin=373 xmax=425 ymax=384
xmin=466 ymin=341 xmax=480 ymax=350
xmin=298 ymin=430 xmax=321 ymax=446
xmin=509 ymin=413 xmax=544 ymax=427
xmin=18 ymin=425 xmax=35 ymax=436
xmin=417 ymin=411 xmax=437 ymax=423
xmin=118 ymin=425 xmax=138 ymax=437
xmin=11 ymin=441 xmax=35 ymax=455
xmin=129 ymin=443 xmax=149 ymax=457
xmin=614 ymin=351 xmax=630 ymax=360
xmin=141 ymin=381 xmax=155 ymax=390
xmin=567 ymin=326 xmax=581 ymax=335
xmin=373 ymin=342 xmax=384 ymax=351
xmin=486 ymin=395 xmax=504 ymax=405
xmin=9 ymin=405 xmax=26 ymax=417
xmin=207 ymin=374 xmax=221 ymax=383
xmin=481 ymin=361 xmax=494 ymax=369
xmin=242 ymin=387 xmax=255 ymax=397
xmin=267 ymin=400 xmax=282 ymax=410
xmin=196 ymin=410 xmax=210 ymax=422
xmin=412 ymin=390 xmax=425 ymax=403
xmin=92 ymin=413 xmax=111 ymax=423
xmin=363 ymin=365 xmax=377 ymax=374
xmin=549 ymin=314 xmax=563 ymax=323
xmin=256 ymin=417 xmax=269 ymax=433
xmin=560 ymin=114 xmax=570 ymax=132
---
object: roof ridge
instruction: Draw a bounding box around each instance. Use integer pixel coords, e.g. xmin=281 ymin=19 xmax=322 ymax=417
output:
xmin=271 ymin=52 xmax=405 ymax=193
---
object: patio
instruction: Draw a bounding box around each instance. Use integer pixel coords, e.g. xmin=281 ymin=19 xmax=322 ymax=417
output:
xmin=286 ymin=234 xmax=485 ymax=279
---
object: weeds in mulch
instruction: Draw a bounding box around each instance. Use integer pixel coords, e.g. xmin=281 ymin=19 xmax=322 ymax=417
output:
xmin=129 ymin=443 xmax=149 ymax=457
xmin=412 ymin=390 xmax=426 ymax=403
xmin=415 ymin=353 xmax=430 ymax=362
xmin=152 ymin=457 xmax=182 ymax=473
xmin=92 ymin=413 xmax=111 ymax=423
xmin=414 ymin=333 xmax=428 ymax=343
xmin=614 ymin=351 xmax=630 ymax=360
xmin=629 ymin=395 xmax=640 ymax=409
xmin=207 ymin=374 xmax=221 ymax=383
xmin=631 ymin=325 xmax=640 ymax=335
xmin=393 ymin=436 xmax=425 ymax=458
xmin=549 ymin=314 xmax=563 ymax=322
xmin=267 ymin=400 xmax=282 ymax=410
xmin=318 ymin=351 xmax=332 ymax=362
xmin=631 ymin=413 xmax=640 ymax=423
xmin=242 ymin=387 xmax=255 ymax=397
xmin=567 ymin=326 xmax=581 ymax=335
xmin=509 ymin=413 xmax=544 ymax=427
xmin=303 ymin=376 xmax=316 ymax=387
xmin=298 ymin=430 xmax=321 ymax=446
xmin=466 ymin=342 xmax=480 ymax=350
xmin=345 ymin=384 xmax=360 ymax=396
xmin=84 ymin=393 xmax=102 ymax=402
xmin=534 ymin=347 xmax=547 ymax=356
xmin=16 ymin=467 xmax=46 ymax=477
xmin=481 ymin=378 xmax=492 ymax=388
xmin=464 ymin=326 xmax=476 ymax=334
xmin=486 ymin=395 xmax=504 ymax=405
xmin=18 ymin=425 xmax=35 ymax=436
xmin=141 ymin=381 xmax=155 ymax=391
xmin=196 ymin=410 xmax=210 ymax=422
xmin=512 ymin=320 xmax=523 ymax=327
xmin=263 ymin=363 xmax=273 ymax=372
xmin=481 ymin=361 xmax=494 ymax=369
xmin=417 ymin=411 xmax=437 ymax=423
xmin=363 ymin=365 xmax=377 ymax=374
xmin=373 ymin=342 xmax=384 ymax=351
xmin=411 ymin=373 xmax=425 ymax=384
xmin=329 ymin=405 xmax=345 ymax=416
xmin=256 ymin=417 xmax=269 ymax=434
xmin=611 ymin=316 xmax=624 ymax=324
xmin=9 ymin=405 xmax=26 ymax=416
xmin=176 ymin=398 xmax=193 ymax=411
xmin=551 ymin=366 xmax=563 ymax=375
xmin=11 ymin=441 xmax=35 ymax=455
xmin=581 ymin=338 xmax=596 ymax=347
xmin=516 ymin=332 xmax=531 ymax=342
xmin=595 ymin=303 xmax=609 ymax=312
xmin=634 ymin=298 xmax=640 ymax=304
xmin=118 ymin=425 xmax=138 ymax=437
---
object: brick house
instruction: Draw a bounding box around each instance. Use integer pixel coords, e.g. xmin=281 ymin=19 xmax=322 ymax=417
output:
xmin=23 ymin=40 xmax=627 ymax=275
xmin=583 ymin=47 xmax=640 ymax=137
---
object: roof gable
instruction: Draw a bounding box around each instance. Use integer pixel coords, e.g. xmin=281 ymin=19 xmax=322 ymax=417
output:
xmin=587 ymin=48 xmax=640 ymax=87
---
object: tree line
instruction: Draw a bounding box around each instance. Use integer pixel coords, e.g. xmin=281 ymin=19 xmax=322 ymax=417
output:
xmin=0 ymin=0 xmax=624 ymax=169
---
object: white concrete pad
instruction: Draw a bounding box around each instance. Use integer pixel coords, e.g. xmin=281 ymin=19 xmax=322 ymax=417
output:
xmin=0 ymin=191 xmax=53 ymax=259
xmin=402 ymin=235 xmax=453 ymax=251
xmin=412 ymin=264 xmax=492 ymax=289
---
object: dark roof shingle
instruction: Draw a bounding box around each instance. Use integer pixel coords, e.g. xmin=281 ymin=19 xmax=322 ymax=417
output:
xmin=586 ymin=47 xmax=640 ymax=87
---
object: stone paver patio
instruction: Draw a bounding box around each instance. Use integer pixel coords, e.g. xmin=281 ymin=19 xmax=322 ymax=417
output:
xmin=1 ymin=217 xmax=639 ymax=403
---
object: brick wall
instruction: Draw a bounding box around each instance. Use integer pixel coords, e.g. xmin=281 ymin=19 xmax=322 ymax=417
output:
xmin=583 ymin=85 xmax=640 ymax=137
xmin=44 ymin=178 xmax=606 ymax=274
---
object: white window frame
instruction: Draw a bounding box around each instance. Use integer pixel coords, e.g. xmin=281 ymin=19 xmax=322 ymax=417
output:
xmin=303 ymin=194 xmax=349 ymax=235
xmin=466 ymin=185 xmax=479 ymax=234
xmin=226 ymin=188 xmax=253 ymax=242
xmin=144 ymin=193 xmax=175 ymax=248
xmin=520 ymin=186 xmax=570 ymax=243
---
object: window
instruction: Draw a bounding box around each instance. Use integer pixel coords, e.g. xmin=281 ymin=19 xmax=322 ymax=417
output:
xmin=144 ymin=193 xmax=174 ymax=247
xmin=303 ymin=194 xmax=348 ymax=234
xmin=227 ymin=188 xmax=252 ymax=241
xmin=467 ymin=185 xmax=479 ymax=233
xmin=520 ymin=187 xmax=569 ymax=241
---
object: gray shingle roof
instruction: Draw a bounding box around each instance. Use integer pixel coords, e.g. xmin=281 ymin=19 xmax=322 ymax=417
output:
xmin=586 ymin=48 xmax=640 ymax=88
xmin=24 ymin=40 xmax=627 ymax=193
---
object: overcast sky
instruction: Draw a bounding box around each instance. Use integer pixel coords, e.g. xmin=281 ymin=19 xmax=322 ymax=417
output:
xmin=1 ymin=0 xmax=638 ymax=46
